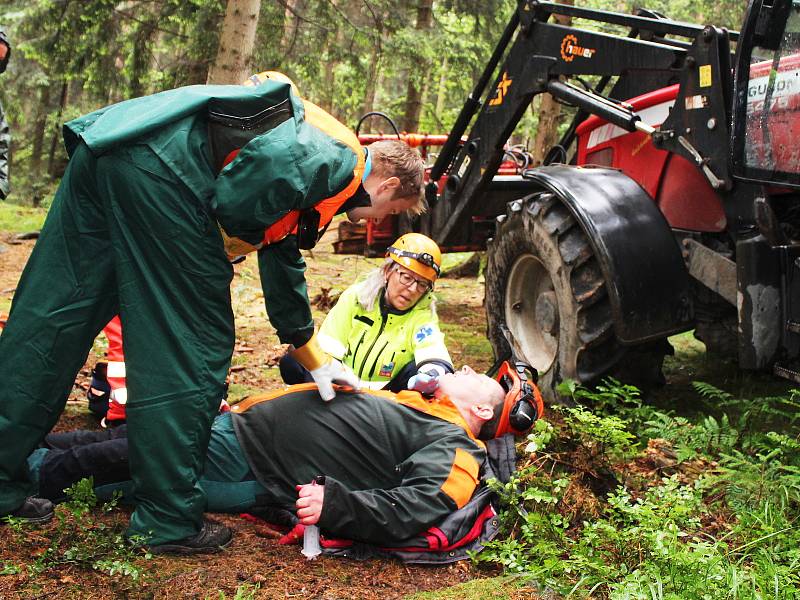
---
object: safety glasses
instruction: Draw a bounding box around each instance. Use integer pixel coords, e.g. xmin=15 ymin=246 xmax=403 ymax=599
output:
xmin=394 ymin=267 xmax=432 ymax=293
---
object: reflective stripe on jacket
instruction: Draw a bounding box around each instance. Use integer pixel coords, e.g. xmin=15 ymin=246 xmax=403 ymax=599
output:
xmin=317 ymin=283 xmax=452 ymax=388
xmin=103 ymin=316 xmax=128 ymax=423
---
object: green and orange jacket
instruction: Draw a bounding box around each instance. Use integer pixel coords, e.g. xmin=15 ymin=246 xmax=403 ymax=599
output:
xmin=231 ymin=384 xmax=486 ymax=544
xmin=62 ymin=81 xmax=364 ymax=346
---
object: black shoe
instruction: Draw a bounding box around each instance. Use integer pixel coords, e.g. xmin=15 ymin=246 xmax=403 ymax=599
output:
xmin=2 ymin=497 xmax=54 ymax=524
xmin=148 ymin=520 xmax=233 ymax=555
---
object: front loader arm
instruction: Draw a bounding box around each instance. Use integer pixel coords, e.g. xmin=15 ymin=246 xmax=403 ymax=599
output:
xmin=428 ymin=0 xmax=737 ymax=247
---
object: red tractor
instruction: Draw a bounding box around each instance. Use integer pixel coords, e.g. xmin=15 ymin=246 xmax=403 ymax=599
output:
xmin=342 ymin=0 xmax=800 ymax=399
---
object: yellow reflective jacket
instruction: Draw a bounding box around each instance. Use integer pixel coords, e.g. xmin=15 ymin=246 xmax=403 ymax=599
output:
xmin=318 ymin=282 xmax=452 ymax=388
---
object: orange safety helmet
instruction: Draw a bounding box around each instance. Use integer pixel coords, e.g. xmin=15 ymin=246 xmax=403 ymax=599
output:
xmin=386 ymin=233 xmax=442 ymax=283
xmin=243 ymin=70 xmax=300 ymax=96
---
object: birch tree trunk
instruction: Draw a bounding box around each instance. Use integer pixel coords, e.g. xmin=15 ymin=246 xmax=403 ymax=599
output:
xmin=31 ymin=85 xmax=51 ymax=175
xmin=319 ymin=34 xmax=337 ymax=113
xmin=531 ymin=0 xmax=573 ymax=165
xmin=361 ymin=48 xmax=383 ymax=121
xmin=47 ymin=80 xmax=69 ymax=178
xmin=207 ymin=0 xmax=262 ymax=85
xmin=434 ymin=55 xmax=449 ymax=126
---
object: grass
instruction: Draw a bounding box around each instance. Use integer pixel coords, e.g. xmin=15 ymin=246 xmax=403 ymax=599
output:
xmin=432 ymin=268 xmax=495 ymax=372
xmin=0 ymin=201 xmax=47 ymax=233
xmin=408 ymin=575 xmax=537 ymax=599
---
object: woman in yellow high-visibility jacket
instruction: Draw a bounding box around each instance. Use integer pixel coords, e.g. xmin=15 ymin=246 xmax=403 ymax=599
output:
xmin=281 ymin=233 xmax=453 ymax=392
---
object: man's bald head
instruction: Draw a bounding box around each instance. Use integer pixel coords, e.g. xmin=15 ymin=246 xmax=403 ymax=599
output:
xmin=435 ymin=366 xmax=505 ymax=435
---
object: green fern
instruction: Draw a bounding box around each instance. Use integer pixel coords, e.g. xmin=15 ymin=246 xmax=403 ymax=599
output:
xmin=691 ymin=381 xmax=733 ymax=403
xmin=480 ymin=379 xmax=800 ymax=598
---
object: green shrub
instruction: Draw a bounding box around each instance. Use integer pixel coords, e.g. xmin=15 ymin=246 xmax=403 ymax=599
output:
xmin=476 ymin=380 xmax=800 ymax=599
xmin=5 ymin=478 xmax=149 ymax=583
xmin=560 ymin=403 xmax=637 ymax=462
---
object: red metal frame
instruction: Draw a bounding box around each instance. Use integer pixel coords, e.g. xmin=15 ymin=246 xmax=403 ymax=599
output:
xmin=576 ymin=85 xmax=727 ymax=233
xmin=574 ymin=55 xmax=800 ymax=233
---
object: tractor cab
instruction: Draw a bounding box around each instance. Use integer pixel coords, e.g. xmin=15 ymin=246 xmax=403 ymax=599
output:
xmin=733 ymin=0 xmax=800 ymax=189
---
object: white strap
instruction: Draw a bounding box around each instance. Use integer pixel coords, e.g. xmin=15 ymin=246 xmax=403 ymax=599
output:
xmin=110 ymin=388 xmax=128 ymax=405
xmin=106 ymin=361 xmax=126 ymax=378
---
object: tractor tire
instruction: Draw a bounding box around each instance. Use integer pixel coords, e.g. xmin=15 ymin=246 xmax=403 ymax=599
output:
xmin=485 ymin=191 xmax=668 ymax=401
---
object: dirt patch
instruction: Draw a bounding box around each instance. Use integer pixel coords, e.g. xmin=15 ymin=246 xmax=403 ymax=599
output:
xmin=0 ymin=239 xmax=35 ymax=314
xmin=1 ymin=509 xmax=493 ymax=598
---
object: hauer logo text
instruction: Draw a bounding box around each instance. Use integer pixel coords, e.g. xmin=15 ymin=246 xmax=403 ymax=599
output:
xmin=560 ymin=34 xmax=596 ymax=62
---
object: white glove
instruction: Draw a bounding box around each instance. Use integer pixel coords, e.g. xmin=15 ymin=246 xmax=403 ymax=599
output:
xmin=309 ymin=358 xmax=361 ymax=401
xmin=408 ymin=371 xmax=439 ymax=395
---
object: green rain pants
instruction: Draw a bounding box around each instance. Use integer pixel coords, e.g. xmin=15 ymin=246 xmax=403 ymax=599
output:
xmin=0 ymin=142 xmax=234 ymax=544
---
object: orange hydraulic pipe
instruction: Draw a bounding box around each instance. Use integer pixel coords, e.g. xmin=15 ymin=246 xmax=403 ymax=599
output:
xmin=357 ymin=133 xmax=451 ymax=147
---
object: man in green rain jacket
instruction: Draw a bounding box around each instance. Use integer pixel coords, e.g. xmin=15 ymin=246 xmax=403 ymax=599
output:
xmin=0 ymin=80 xmax=424 ymax=552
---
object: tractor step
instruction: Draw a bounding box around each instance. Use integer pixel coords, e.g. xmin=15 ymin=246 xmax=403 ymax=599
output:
xmin=774 ymin=362 xmax=800 ymax=384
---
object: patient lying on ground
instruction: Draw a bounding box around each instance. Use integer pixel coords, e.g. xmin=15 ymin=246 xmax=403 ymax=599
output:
xmin=29 ymin=366 xmax=536 ymax=545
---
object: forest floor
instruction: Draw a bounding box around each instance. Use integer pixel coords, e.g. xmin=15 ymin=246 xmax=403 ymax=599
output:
xmin=0 ymin=207 xmax=794 ymax=599
xmin=0 ymin=220 xmax=510 ymax=600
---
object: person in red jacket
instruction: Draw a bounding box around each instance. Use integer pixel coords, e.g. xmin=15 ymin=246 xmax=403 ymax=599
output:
xmin=86 ymin=317 xmax=127 ymax=426
xmin=88 ymin=316 xmax=230 ymax=427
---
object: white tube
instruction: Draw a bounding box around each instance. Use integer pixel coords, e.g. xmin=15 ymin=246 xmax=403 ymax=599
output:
xmin=301 ymin=524 xmax=321 ymax=560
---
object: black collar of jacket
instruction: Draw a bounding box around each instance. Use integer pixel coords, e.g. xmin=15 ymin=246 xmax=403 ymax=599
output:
xmin=336 ymin=183 xmax=371 ymax=215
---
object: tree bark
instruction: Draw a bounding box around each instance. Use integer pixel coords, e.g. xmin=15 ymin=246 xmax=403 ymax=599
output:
xmin=401 ymin=0 xmax=433 ymax=132
xmin=320 ymin=34 xmax=337 ymax=113
xmin=130 ymin=17 xmax=158 ymax=98
xmin=280 ymin=0 xmax=304 ymax=57
xmin=530 ymin=94 xmax=562 ymax=166
xmin=361 ymin=48 xmax=383 ymax=122
xmin=531 ymin=0 xmax=573 ymax=165
xmin=31 ymin=84 xmax=51 ymax=175
xmin=47 ymin=80 xmax=69 ymax=179
xmin=434 ymin=54 xmax=449 ymax=126
xmin=207 ymin=0 xmax=262 ymax=85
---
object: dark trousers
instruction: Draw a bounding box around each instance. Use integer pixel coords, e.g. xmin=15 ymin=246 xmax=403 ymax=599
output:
xmin=38 ymin=427 xmax=131 ymax=502
xmin=32 ymin=414 xmax=266 ymax=513
xmin=279 ymin=354 xmax=419 ymax=393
